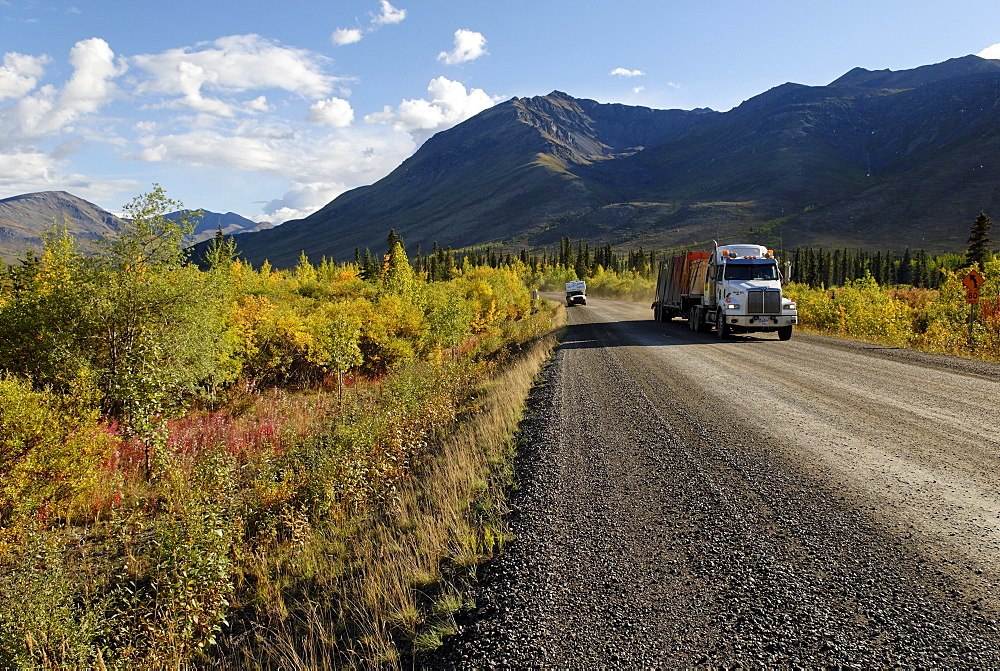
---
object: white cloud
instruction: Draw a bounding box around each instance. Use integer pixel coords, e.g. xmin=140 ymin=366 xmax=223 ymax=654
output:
xmin=51 ymin=136 xmax=86 ymax=159
xmin=62 ymin=38 xmax=125 ymax=114
xmin=307 ymin=97 xmax=354 ymax=126
xmin=245 ymin=95 xmax=270 ymax=113
xmin=132 ymin=34 xmax=336 ymax=117
xmin=978 ymin=43 xmax=1000 ymax=59
xmin=0 ymin=52 xmax=50 ymax=100
xmin=130 ymin=118 xmax=416 ymax=223
xmin=332 ymin=28 xmax=363 ymax=46
xmin=0 ymin=38 xmax=123 ymax=140
xmin=437 ymin=29 xmax=487 ymax=65
xmin=610 ymin=67 xmax=645 ymax=77
xmin=632 ymin=86 xmax=645 ymax=94
xmin=258 ymin=182 xmax=347 ymax=224
xmin=364 ymin=76 xmax=493 ymax=143
xmin=0 ymin=148 xmax=136 ymax=200
xmin=334 ymin=2 xmax=406 ymax=46
xmin=373 ymin=0 xmax=406 ymax=25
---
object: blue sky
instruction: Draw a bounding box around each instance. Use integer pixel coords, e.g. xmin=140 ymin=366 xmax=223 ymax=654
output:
xmin=2 ymin=0 xmax=1000 ymax=224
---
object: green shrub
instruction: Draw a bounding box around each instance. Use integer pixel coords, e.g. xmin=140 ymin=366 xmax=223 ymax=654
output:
xmin=0 ymin=375 xmax=110 ymax=523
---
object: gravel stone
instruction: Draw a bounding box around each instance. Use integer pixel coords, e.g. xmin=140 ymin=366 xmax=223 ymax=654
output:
xmin=422 ymin=297 xmax=1000 ymax=668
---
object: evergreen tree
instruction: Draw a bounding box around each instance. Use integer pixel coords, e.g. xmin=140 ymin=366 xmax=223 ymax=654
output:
xmin=386 ymin=228 xmax=403 ymax=253
xmin=574 ymin=240 xmax=590 ymax=278
xmin=203 ymin=227 xmax=238 ymax=272
xmin=899 ymin=248 xmax=912 ymax=285
xmin=914 ymin=249 xmax=928 ymax=288
xmin=965 ymin=211 xmax=993 ymax=268
xmin=883 ymin=251 xmax=895 ymax=285
xmin=805 ymin=248 xmax=817 ymax=287
xmin=361 ymin=248 xmax=378 ymax=281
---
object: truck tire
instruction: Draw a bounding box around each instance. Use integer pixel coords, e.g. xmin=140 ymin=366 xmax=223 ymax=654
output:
xmin=698 ymin=308 xmax=712 ymax=333
xmin=777 ymin=325 xmax=793 ymax=341
xmin=716 ymin=310 xmax=729 ymax=339
xmin=689 ymin=307 xmax=698 ymax=331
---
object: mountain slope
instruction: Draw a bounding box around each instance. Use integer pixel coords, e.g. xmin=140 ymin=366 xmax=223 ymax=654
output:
xmin=166 ymin=209 xmax=273 ymax=243
xmin=0 ymin=191 xmax=121 ymax=263
xmin=220 ymin=57 xmax=1000 ymax=266
xmin=217 ymin=93 xmax=715 ymax=267
xmin=16 ymin=56 xmax=1000 ymax=268
xmin=0 ymin=192 xmax=270 ymax=263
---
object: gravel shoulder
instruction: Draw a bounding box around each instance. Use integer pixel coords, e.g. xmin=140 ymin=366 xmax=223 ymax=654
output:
xmin=425 ymin=297 xmax=1000 ymax=667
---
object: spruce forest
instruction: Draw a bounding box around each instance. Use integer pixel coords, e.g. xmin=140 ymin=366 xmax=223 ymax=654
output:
xmin=0 ymin=187 xmax=997 ymax=666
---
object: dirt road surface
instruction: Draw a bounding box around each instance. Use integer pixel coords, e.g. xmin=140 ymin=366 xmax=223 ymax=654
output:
xmin=426 ymin=296 xmax=1000 ymax=667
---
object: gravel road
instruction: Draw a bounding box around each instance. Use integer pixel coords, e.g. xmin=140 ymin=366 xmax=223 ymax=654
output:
xmin=425 ymin=296 xmax=1000 ymax=667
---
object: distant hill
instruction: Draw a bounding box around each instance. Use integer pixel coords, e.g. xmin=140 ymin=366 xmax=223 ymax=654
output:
xmin=213 ymin=55 xmax=1000 ymax=268
xmin=0 ymin=192 xmax=269 ymax=263
xmin=0 ymin=191 xmax=121 ymax=263
xmin=166 ymin=209 xmax=272 ymax=243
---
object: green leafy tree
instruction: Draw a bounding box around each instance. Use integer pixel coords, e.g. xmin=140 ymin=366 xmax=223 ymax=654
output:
xmin=325 ymin=307 xmax=364 ymax=405
xmin=966 ymin=211 xmax=993 ymax=268
xmin=87 ymin=187 xmax=235 ymax=445
xmin=0 ymin=223 xmax=92 ymax=390
xmin=103 ymin=184 xmax=200 ymax=269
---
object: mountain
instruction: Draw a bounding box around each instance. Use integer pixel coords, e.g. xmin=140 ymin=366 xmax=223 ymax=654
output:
xmin=0 ymin=191 xmax=121 ymax=263
xmin=217 ymin=55 xmax=1000 ymax=267
xmin=205 ymin=94 xmax=717 ymax=267
xmin=166 ymin=209 xmax=273 ymax=243
xmin=0 ymin=192 xmax=270 ymax=263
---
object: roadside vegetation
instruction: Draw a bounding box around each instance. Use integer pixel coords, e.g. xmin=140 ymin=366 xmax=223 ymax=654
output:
xmin=783 ymin=213 xmax=1000 ymax=360
xmin=495 ymin=226 xmax=1000 ymax=361
xmin=0 ymin=187 xmax=562 ymax=668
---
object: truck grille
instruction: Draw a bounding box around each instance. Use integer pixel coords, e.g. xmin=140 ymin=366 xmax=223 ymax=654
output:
xmin=748 ymin=290 xmax=781 ymax=314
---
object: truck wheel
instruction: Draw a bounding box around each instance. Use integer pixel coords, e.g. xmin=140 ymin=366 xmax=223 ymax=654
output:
xmin=697 ymin=308 xmax=712 ymax=333
xmin=689 ymin=307 xmax=698 ymax=331
xmin=777 ymin=325 xmax=793 ymax=341
xmin=716 ymin=310 xmax=729 ymax=339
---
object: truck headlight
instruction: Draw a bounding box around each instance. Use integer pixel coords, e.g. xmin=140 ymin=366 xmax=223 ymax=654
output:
xmin=726 ymin=303 xmax=740 ymax=310
xmin=784 ymin=301 xmax=797 ymax=310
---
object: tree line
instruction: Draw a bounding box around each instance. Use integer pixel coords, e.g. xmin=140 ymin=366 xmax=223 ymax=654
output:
xmin=391 ymin=210 xmax=995 ymax=291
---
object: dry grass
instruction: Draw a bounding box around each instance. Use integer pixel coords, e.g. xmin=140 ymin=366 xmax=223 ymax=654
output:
xmin=212 ymin=310 xmax=564 ymax=669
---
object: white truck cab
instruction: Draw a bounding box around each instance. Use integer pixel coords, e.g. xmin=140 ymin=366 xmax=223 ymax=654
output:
xmin=709 ymin=244 xmax=797 ymax=339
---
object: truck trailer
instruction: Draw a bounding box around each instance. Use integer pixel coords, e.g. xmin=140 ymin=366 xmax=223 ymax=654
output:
xmin=652 ymin=243 xmax=797 ymax=340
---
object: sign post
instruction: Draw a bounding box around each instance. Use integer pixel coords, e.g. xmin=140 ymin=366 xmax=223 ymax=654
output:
xmin=963 ymin=270 xmax=985 ymax=345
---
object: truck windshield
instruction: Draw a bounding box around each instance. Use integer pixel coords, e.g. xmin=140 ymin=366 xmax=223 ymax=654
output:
xmin=725 ymin=263 xmax=778 ymax=281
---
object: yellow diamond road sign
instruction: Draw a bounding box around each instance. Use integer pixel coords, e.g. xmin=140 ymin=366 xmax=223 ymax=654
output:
xmin=964 ymin=270 xmax=985 ymax=304
xmin=963 ymin=269 xmax=985 ymax=291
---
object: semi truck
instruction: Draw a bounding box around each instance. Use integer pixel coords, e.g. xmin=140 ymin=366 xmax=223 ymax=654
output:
xmin=651 ymin=243 xmax=797 ymax=340
xmin=565 ymin=280 xmax=587 ymax=306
